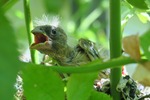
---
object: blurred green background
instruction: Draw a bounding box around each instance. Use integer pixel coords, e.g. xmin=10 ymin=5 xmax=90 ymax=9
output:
xmin=2 ymin=0 xmax=150 ymax=74
xmin=2 ymin=0 xmax=150 ymax=58
xmin=0 ymin=0 xmax=150 ymax=99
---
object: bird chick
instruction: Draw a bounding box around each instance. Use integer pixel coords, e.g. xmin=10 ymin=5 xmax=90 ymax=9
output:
xmin=30 ymin=15 xmax=101 ymax=66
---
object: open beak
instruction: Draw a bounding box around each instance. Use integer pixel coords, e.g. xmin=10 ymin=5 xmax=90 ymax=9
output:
xmin=30 ymin=28 xmax=50 ymax=50
xmin=31 ymin=33 xmax=48 ymax=46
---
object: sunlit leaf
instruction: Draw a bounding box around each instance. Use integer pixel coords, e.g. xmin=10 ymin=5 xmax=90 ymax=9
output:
xmin=67 ymin=72 xmax=98 ymax=100
xmin=89 ymin=91 xmax=112 ymax=100
xmin=22 ymin=64 xmax=65 ymax=100
xmin=126 ymin=0 xmax=149 ymax=10
xmin=137 ymin=12 xmax=150 ymax=23
xmin=0 ymin=11 xmax=20 ymax=99
xmin=140 ymin=30 xmax=150 ymax=60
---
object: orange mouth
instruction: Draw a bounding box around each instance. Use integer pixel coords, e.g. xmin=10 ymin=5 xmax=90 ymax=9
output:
xmin=31 ymin=33 xmax=48 ymax=46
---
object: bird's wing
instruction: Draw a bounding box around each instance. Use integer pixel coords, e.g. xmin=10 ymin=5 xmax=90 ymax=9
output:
xmin=78 ymin=38 xmax=101 ymax=61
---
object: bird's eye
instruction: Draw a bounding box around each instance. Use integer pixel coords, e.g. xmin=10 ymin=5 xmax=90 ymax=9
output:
xmin=51 ymin=29 xmax=57 ymax=35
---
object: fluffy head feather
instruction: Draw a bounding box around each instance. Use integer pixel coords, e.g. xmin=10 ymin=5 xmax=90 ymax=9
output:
xmin=33 ymin=14 xmax=60 ymax=27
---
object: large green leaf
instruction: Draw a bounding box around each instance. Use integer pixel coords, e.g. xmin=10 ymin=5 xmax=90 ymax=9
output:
xmin=67 ymin=72 xmax=98 ymax=100
xmin=89 ymin=91 xmax=112 ymax=100
xmin=140 ymin=30 xmax=150 ymax=60
xmin=0 ymin=11 xmax=20 ymax=99
xmin=126 ymin=0 xmax=149 ymax=10
xmin=22 ymin=64 xmax=65 ymax=100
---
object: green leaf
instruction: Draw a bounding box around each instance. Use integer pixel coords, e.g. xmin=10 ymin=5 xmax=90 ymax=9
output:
xmin=89 ymin=91 xmax=112 ymax=100
xmin=67 ymin=72 xmax=98 ymax=100
xmin=136 ymin=12 xmax=150 ymax=23
xmin=140 ymin=30 xmax=150 ymax=60
xmin=22 ymin=64 xmax=65 ymax=100
xmin=126 ymin=0 xmax=149 ymax=10
xmin=0 ymin=11 xmax=20 ymax=99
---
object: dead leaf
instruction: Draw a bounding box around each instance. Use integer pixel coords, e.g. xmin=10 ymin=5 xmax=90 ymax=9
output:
xmin=142 ymin=61 xmax=150 ymax=71
xmin=122 ymin=35 xmax=141 ymax=60
xmin=132 ymin=64 xmax=150 ymax=86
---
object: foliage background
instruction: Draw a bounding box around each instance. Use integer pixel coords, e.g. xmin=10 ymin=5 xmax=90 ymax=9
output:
xmin=0 ymin=0 xmax=150 ymax=99
xmin=4 ymin=0 xmax=150 ymax=73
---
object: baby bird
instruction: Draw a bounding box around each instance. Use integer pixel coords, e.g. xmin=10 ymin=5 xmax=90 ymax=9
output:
xmin=30 ymin=15 xmax=102 ymax=66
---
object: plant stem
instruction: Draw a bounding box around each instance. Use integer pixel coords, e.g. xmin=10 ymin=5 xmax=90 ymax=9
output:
xmin=109 ymin=0 xmax=122 ymax=99
xmin=23 ymin=0 xmax=38 ymax=63
xmin=49 ymin=57 xmax=147 ymax=73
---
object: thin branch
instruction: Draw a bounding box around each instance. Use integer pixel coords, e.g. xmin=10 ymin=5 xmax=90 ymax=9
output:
xmin=49 ymin=56 xmax=147 ymax=73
